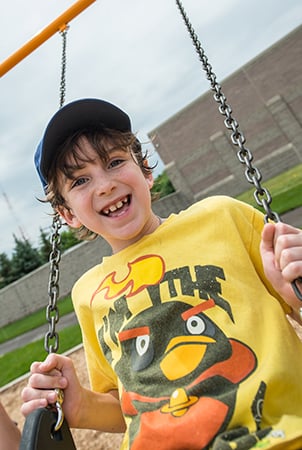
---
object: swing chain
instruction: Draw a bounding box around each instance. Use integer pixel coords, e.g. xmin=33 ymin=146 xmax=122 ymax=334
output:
xmin=176 ymin=0 xmax=302 ymax=300
xmin=44 ymin=212 xmax=62 ymax=354
xmin=41 ymin=26 xmax=69 ymax=434
xmin=175 ymin=0 xmax=280 ymax=224
xmin=43 ymin=25 xmax=69 ymax=433
xmin=44 ymin=212 xmax=66 ymax=433
xmin=59 ymin=27 xmax=68 ymax=109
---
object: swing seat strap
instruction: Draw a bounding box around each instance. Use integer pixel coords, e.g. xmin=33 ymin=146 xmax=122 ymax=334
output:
xmin=19 ymin=407 xmax=77 ymax=450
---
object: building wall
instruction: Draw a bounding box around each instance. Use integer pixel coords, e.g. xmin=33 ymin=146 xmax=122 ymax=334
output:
xmin=149 ymin=25 xmax=302 ymax=203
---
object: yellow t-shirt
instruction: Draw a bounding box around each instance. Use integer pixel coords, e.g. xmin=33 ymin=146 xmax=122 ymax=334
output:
xmin=72 ymin=196 xmax=302 ymax=449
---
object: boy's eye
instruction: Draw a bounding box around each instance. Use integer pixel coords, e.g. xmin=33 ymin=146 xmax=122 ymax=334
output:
xmin=72 ymin=177 xmax=88 ymax=188
xmin=108 ymin=158 xmax=125 ymax=169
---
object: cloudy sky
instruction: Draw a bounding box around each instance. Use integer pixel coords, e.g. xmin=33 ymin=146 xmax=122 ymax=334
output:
xmin=0 ymin=0 xmax=301 ymax=256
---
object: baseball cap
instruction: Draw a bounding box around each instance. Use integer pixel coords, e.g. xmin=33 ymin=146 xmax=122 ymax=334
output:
xmin=34 ymin=98 xmax=132 ymax=190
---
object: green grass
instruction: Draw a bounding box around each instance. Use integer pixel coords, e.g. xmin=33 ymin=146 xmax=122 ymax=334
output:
xmin=237 ymin=164 xmax=302 ymax=214
xmin=0 ymin=324 xmax=82 ymax=387
xmin=0 ymin=295 xmax=74 ymax=344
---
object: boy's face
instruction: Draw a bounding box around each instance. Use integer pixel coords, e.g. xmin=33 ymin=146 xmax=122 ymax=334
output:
xmin=58 ymin=136 xmax=156 ymax=253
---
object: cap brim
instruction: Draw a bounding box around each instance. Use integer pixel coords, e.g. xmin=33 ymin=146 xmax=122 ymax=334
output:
xmin=40 ymin=98 xmax=131 ymax=180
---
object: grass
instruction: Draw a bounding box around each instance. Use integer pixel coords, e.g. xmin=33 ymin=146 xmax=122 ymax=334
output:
xmin=236 ymin=164 xmax=302 ymax=214
xmin=0 ymin=324 xmax=82 ymax=387
xmin=1 ymin=163 xmax=302 ymax=387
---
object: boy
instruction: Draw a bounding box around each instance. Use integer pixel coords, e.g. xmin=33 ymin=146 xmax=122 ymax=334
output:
xmin=22 ymin=98 xmax=302 ymax=449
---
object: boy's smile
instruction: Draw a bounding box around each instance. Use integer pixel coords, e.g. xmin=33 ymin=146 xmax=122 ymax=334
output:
xmin=102 ymin=195 xmax=130 ymax=216
xmin=58 ymin=137 xmax=159 ymax=254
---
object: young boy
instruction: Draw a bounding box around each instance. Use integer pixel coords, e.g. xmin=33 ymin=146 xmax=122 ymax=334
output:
xmin=22 ymin=98 xmax=302 ymax=449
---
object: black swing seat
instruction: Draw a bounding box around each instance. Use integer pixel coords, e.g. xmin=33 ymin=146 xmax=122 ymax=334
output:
xmin=19 ymin=407 xmax=76 ymax=450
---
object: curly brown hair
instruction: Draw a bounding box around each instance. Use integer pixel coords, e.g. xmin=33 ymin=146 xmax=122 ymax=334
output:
xmin=45 ymin=128 xmax=155 ymax=241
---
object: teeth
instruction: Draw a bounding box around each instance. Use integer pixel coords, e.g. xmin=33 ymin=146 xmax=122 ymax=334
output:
xmin=109 ymin=201 xmax=123 ymax=212
xmin=103 ymin=197 xmax=127 ymax=215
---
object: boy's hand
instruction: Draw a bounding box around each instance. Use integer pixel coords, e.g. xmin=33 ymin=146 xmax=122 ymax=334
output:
xmin=21 ymin=353 xmax=83 ymax=428
xmin=21 ymin=353 xmax=126 ymax=433
xmin=260 ymin=222 xmax=302 ymax=316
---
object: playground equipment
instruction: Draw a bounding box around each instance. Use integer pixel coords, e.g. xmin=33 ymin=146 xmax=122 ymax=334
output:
xmin=1 ymin=1 xmax=301 ymax=448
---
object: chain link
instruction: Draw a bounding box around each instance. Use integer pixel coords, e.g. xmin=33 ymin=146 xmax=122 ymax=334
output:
xmin=175 ymin=0 xmax=280 ymax=223
xmin=59 ymin=28 xmax=68 ymax=109
xmin=42 ymin=24 xmax=68 ymax=434
xmin=44 ymin=213 xmax=62 ymax=354
xmin=175 ymin=0 xmax=302 ymax=299
xmin=44 ymin=28 xmax=67 ymax=354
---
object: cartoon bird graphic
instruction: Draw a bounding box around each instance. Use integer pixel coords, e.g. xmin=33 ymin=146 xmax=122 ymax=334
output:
xmin=113 ymin=299 xmax=257 ymax=449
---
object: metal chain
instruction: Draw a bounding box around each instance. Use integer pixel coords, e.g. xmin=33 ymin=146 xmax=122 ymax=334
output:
xmin=44 ymin=28 xmax=67 ymax=431
xmin=44 ymin=212 xmax=62 ymax=353
xmin=175 ymin=0 xmax=280 ymax=223
xmin=59 ymin=27 xmax=68 ymax=108
xmin=44 ymin=27 xmax=67 ymax=354
xmin=175 ymin=0 xmax=302 ymax=300
xmin=45 ymin=212 xmax=64 ymax=431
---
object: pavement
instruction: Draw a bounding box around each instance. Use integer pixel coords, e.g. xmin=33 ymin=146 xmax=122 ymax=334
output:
xmin=281 ymin=207 xmax=302 ymax=228
xmin=0 ymin=312 xmax=79 ymax=356
xmin=1 ymin=207 xmax=301 ymax=356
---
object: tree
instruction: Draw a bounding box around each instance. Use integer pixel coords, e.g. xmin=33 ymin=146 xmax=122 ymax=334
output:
xmin=60 ymin=229 xmax=81 ymax=252
xmin=151 ymin=171 xmax=175 ymax=198
xmin=38 ymin=225 xmax=81 ymax=264
xmin=38 ymin=227 xmax=52 ymax=264
xmin=10 ymin=235 xmax=42 ymax=281
xmin=0 ymin=252 xmax=13 ymax=288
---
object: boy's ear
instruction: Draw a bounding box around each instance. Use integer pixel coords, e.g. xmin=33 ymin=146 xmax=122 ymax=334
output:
xmin=142 ymin=159 xmax=154 ymax=189
xmin=57 ymin=206 xmax=82 ymax=229
xmin=146 ymin=172 xmax=154 ymax=190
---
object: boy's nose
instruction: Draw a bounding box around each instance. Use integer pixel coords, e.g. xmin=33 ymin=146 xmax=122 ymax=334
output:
xmin=94 ymin=173 xmax=115 ymax=196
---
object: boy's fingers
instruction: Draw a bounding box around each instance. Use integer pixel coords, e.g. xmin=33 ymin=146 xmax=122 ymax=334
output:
xmin=30 ymin=354 xmax=73 ymax=379
xmin=261 ymin=222 xmax=302 ymax=270
xmin=30 ymin=361 xmax=62 ymax=378
xmin=273 ymin=223 xmax=302 ymax=272
xmin=20 ymin=398 xmax=48 ymax=417
xmin=21 ymin=385 xmax=64 ymax=417
xmin=41 ymin=353 xmax=75 ymax=373
xmin=260 ymin=222 xmax=277 ymax=268
xmin=22 ymin=386 xmax=57 ymax=403
xmin=28 ymin=372 xmax=67 ymax=390
xmin=261 ymin=223 xmax=275 ymax=249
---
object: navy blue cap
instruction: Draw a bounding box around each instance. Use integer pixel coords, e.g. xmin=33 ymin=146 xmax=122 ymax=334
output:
xmin=34 ymin=98 xmax=132 ymax=190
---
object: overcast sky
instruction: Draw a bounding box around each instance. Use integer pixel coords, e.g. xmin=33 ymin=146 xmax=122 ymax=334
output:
xmin=0 ymin=0 xmax=301 ymax=256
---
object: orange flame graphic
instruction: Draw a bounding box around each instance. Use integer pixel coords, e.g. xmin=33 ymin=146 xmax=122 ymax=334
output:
xmin=90 ymin=254 xmax=165 ymax=304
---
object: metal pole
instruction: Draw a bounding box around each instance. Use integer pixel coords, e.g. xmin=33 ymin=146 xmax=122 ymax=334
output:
xmin=0 ymin=0 xmax=96 ymax=78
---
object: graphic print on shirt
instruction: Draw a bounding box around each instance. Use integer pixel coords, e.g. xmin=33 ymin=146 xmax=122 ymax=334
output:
xmin=93 ymin=254 xmax=270 ymax=449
